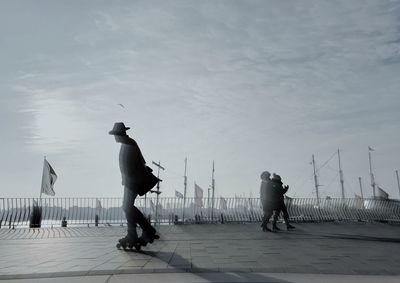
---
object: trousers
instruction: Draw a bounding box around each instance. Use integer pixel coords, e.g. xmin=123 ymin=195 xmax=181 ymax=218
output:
xmin=261 ymin=201 xmax=275 ymax=228
xmin=272 ymin=202 xmax=291 ymax=227
xmin=122 ymin=187 xmax=155 ymax=239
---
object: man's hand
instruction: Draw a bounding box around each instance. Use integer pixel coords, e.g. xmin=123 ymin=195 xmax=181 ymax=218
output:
xmin=283 ymin=185 xmax=289 ymax=193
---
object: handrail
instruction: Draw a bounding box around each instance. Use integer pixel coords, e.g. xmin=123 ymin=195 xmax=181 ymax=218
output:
xmin=0 ymin=197 xmax=399 ymax=228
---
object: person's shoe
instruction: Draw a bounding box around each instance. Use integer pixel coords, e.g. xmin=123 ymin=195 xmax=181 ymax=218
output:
xmin=141 ymin=229 xmax=160 ymax=244
xmin=272 ymin=225 xmax=281 ymax=232
xmin=286 ymin=224 xmax=295 ymax=230
xmin=262 ymin=225 xmax=272 ymax=232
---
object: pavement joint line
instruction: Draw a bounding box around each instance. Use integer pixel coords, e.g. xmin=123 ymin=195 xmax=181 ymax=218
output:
xmin=1 ymin=267 xmax=400 ymax=280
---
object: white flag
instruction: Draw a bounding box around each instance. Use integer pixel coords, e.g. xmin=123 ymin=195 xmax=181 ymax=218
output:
xmin=96 ymin=199 xmax=102 ymax=210
xmin=41 ymin=159 xmax=57 ymax=196
xmin=194 ymin=183 xmax=204 ymax=207
xmin=377 ymin=186 xmax=389 ymax=200
xmin=220 ymin=197 xmax=227 ymax=210
xmin=175 ymin=190 xmax=183 ymax=198
xmin=354 ymin=194 xmax=364 ymax=209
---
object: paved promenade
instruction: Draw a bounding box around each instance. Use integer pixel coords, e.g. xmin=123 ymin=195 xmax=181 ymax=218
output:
xmin=0 ymin=222 xmax=399 ymax=282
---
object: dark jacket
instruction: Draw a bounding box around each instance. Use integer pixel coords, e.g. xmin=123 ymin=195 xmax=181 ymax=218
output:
xmin=269 ymin=179 xmax=288 ymax=209
xmin=118 ymin=136 xmax=158 ymax=195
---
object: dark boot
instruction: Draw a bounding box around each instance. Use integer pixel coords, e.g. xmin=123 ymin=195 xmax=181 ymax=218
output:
xmin=272 ymin=224 xmax=281 ymax=232
xmin=261 ymin=222 xmax=271 ymax=232
xmin=286 ymin=224 xmax=295 ymax=230
xmin=140 ymin=229 xmax=160 ymax=244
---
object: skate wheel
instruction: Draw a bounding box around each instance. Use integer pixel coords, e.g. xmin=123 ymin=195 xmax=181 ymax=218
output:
xmin=128 ymin=243 xmax=134 ymax=250
xmin=135 ymin=243 xmax=141 ymax=251
xmin=116 ymin=243 xmax=121 ymax=249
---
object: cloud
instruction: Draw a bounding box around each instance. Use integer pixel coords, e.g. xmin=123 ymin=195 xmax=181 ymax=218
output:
xmin=1 ymin=0 xmax=400 ymax=197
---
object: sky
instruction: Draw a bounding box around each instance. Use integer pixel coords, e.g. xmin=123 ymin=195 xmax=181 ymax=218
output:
xmin=1 ymin=0 xmax=400 ymax=199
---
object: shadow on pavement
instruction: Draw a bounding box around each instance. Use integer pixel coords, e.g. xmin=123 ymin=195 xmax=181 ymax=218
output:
xmin=152 ymin=251 xmax=294 ymax=283
xmin=324 ymin=234 xmax=400 ymax=243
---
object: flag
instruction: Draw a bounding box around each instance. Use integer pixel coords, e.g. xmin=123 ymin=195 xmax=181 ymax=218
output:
xmin=150 ymin=199 xmax=155 ymax=212
xmin=96 ymin=199 xmax=102 ymax=210
xmin=175 ymin=190 xmax=183 ymax=198
xmin=368 ymin=146 xmax=375 ymax=151
xmin=194 ymin=183 xmax=203 ymax=207
xmin=220 ymin=197 xmax=227 ymax=210
xmin=377 ymin=187 xmax=389 ymax=200
xmin=41 ymin=159 xmax=57 ymax=196
xmin=354 ymin=194 xmax=364 ymax=209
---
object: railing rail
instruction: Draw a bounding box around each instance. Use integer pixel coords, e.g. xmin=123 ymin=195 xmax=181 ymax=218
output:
xmin=0 ymin=197 xmax=399 ymax=228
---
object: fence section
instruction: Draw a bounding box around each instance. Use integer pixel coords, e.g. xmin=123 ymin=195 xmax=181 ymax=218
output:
xmin=0 ymin=197 xmax=399 ymax=228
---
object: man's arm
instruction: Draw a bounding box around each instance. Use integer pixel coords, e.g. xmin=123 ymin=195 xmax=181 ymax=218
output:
xmin=283 ymin=185 xmax=289 ymax=194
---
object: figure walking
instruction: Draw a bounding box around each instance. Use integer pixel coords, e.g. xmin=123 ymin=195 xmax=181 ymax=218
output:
xmin=109 ymin=122 xmax=160 ymax=250
xmin=271 ymin=173 xmax=295 ymax=231
xmin=260 ymin=171 xmax=274 ymax=231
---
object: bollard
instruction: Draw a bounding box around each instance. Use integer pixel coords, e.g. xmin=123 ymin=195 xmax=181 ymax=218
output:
xmin=95 ymin=214 xmax=99 ymax=227
xmin=221 ymin=213 xmax=225 ymax=224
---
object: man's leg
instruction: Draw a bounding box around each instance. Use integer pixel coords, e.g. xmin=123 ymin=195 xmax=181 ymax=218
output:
xmin=262 ymin=206 xmax=273 ymax=231
xmin=281 ymin=203 xmax=295 ymax=229
xmin=122 ymin=187 xmax=138 ymax=240
xmin=272 ymin=208 xmax=282 ymax=231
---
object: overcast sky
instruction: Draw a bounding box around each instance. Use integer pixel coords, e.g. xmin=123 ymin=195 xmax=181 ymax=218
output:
xmin=1 ymin=0 xmax=400 ymax=199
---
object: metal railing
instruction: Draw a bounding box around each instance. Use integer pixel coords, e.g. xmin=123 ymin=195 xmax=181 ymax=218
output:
xmin=0 ymin=197 xmax=399 ymax=228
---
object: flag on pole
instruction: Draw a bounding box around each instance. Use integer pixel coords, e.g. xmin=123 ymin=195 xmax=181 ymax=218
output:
xmin=220 ymin=197 xmax=227 ymax=210
xmin=368 ymin=146 xmax=375 ymax=151
xmin=175 ymin=190 xmax=184 ymax=198
xmin=96 ymin=199 xmax=102 ymax=210
xmin=194 ymin=183 xmax=203 ymax=207
xmin=41 ymin=159 xmax=57 ymax=196
xmin=377 ymin=186 xmax=389 ymax=200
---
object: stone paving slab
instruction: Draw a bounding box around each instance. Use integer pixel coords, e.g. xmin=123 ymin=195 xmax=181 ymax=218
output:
xmin=0 ymin=222 xmax=399 ymax=280
xmin=1 ymin=273 xmax=400 ymax=283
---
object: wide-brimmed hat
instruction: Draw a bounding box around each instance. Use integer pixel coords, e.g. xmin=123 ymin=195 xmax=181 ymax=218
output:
xmin=108 ymin=122 xmax=130 ymax=135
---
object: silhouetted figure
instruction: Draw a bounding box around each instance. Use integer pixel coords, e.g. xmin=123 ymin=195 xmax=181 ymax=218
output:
xmin=109 ymin=122 xmax=160 ymax=249
xmin=61 ymin=216 xmax=67 ymax=227
xmin=29 ymin=205 xmax=42 ymax=228
xmin=260 ymin=171 xmax=274 ymax=231
xmin=271 ymin=173 xmax=295 ymax=231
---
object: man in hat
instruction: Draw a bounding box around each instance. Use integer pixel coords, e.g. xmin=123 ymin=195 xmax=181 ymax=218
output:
xmin=109 ymin=122 xmax=159 ymax=248
xmin=270 ymin=173 xmax=295 ymax=231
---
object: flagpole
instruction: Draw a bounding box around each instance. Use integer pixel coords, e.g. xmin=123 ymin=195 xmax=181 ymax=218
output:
xmin=152 ymin=160 xmax=165 ymax=225
xmin=358 ymin=177 xmax=364 ymax=200
xmin=368 ymin=148 xmax=376 ymax=198
xmin=396 ymin=170 xmax=400 ymax=199
xmin=211 ymin=161 xmax=215 ymax=222
xmin=40 ymin=156 xmax=46 ymax=200
xmin=312 ymin=154 xmax=320 ymax=205
xmin=338 ymin=149 xmax=345 ymax=200
xmin=182 ymin=157 xmax=187 ymax=223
